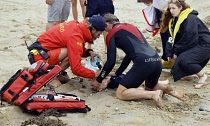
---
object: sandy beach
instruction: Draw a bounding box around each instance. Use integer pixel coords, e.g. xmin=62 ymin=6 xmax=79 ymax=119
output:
xmin=1 ymin=0 xmax=210 ymax=126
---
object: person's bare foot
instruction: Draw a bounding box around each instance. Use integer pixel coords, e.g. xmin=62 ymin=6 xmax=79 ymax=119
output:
xmin=158 ymin=79 xmax=169 ymax=85
xmin=193 ymin=73 xmax=208 ymax=89
xmin=137 ymin=86 xmax=145 ymax=90
xmin=164 ymin=84 xmax=173 ymax=92
xmin=180 ymin=76 xmax=195 ymax=81
xmin=165 ymin=85 xmax=186 ymax=101
xmin=152 ymin=79 xmax=169 ymax=91
xmin=153 ymin=90 xmax=163 ymax=108
xmin=198 ymin=73 xmax=207 ymax=83
xmin=57 ymin=74 xmax=70 ymax=84
xmin=48 ymin=78 xmax=62 ymax=88
xmin=193 ymin=83 xmax=208 ymax=89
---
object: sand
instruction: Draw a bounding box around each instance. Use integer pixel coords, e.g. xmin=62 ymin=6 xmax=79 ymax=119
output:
xmin=1 ymin=0 xmax=210 ymax=126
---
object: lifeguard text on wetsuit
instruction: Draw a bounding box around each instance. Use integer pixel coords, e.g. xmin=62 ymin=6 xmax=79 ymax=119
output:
xmin=145 ymin=57 xmax=160 ymax=62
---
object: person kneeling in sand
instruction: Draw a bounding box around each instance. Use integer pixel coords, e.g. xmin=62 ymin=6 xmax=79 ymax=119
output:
xmin=91 ymin=13 xmax=185 ymax=108
xmin=160 ymin=0 xmax=210 ymax=89
xmin=27 ymin=15 xmax=106 ymax=88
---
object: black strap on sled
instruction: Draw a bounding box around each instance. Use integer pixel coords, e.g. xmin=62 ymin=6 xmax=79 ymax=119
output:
xmin=0 ymin=69 xmax=22 ymax=104
xmin=23 ymin=62 xmax=49 ymax=90
xmin=8 ymin=74 xmax=35 ymax=104
xmin=21 ymin=74 xmax=34 ymax=85
xmin=0 ymin=69 xmax=22 ymax=94
xmin=0 ymin=69 xmax=34 ymax=104
xmin=8 ymin=90 xmax=19 ymax=104
xmin=33 ymin=62 xmax=47 ymax=79
xmin=33 ymin=64 xmax=55 ymax=80
xmin=56 ymin=105 xmax=91 ymax=113
xmin=27 ymin=65 xmax=54 ymax=92
xmin=21 ymin=105 xmax=91 ymax=115
xmin=47 ymin=94 xmax=55 ymax=101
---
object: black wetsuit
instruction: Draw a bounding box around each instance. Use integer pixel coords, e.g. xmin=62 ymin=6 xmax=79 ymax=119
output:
xmin=107 ymin=74 xmax=125 ymax=89
xmin=97 ymin=23 xmax=162 ymax=89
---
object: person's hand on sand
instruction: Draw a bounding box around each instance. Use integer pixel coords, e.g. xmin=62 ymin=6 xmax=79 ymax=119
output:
xmin=99 ymin=77 xmax=111 ymax=90
xmin=91 ymin=78 xmax=108 ymax=91
xmin=91 ymin=78 xmax=101 ymax=91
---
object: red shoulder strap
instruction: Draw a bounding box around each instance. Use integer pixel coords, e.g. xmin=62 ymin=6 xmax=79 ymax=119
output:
xmin=106 ymin=23 xmax=144 ymax=48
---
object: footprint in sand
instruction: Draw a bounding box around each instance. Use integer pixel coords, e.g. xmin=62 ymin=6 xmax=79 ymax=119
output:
xmin=11 ymin=19 xmax=17 ymax=22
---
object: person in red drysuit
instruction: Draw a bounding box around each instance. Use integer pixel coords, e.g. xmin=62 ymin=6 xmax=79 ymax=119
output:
xmin=27 ymin=15 xmax=106 ymax=87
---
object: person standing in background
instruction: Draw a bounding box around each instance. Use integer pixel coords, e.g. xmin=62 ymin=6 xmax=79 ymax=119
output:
xmin=137 ymin=0 xmax=174 ymax=69
xmin=45 ymin=0 xmax=71 ymax=31
xmin=85 ymin=0 xmax=115 ymax=51
xmin=71 ymin=0 xmax=86 ymax=20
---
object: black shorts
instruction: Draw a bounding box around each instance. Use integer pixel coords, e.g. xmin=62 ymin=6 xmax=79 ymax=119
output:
xmin=85 ymin=5 xmax=115 ymax=17
xmin=107 ymin=74 xmax=125 ymax=89
xmin=120 ymin=54 xmax=162 ymax=89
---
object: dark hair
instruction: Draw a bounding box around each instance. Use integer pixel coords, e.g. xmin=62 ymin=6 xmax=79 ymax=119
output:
xmin=160 ymin=0 xmax=190 ymax=33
